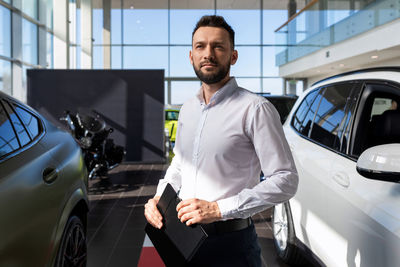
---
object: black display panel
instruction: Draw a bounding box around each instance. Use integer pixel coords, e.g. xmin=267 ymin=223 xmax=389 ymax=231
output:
xmin=27 ymin=69 xmax=165 ymax=163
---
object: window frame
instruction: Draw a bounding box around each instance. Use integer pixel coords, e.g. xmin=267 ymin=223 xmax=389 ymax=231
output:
xmin=290 ymin=80 xmax=362 ymax=157
xmin=349 ymin=79 xmax=400 ymax=159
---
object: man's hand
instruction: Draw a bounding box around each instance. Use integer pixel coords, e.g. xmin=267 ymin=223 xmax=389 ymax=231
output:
xmin=144 ymin=196 xmax=163 ymax=229
xmin=177 ymin=198 xmax=222 ymax=226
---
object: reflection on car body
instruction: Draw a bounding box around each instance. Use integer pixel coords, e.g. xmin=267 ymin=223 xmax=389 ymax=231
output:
xmin=272 ymin=67 xmax=400 ymax=267
xmin=0 ymin=91 xmax=89 ymax=266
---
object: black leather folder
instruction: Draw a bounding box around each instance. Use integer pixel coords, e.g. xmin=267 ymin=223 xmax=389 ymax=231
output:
xmin=145 ymin=183 xmax=208 ymax=267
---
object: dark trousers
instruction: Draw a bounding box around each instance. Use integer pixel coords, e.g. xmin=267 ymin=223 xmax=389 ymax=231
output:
xmin=188 ymin=223 xmax=261 ymax=267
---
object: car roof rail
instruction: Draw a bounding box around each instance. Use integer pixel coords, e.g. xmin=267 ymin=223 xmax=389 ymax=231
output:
xmin=311 ymin=66 xmax=400 ymax=87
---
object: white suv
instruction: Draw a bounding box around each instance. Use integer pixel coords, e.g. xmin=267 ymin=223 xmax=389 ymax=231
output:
xmin=272 ymin=67 xmax=400 ymax=267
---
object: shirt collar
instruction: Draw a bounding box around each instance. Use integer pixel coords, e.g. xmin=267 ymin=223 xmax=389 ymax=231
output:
xmin=196 ymin=77 xmax=238 ymax=107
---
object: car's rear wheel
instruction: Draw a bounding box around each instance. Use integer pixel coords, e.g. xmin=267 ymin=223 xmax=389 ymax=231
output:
xmin=272 ymin=202 xmax=304 ymax=265
xmin=55 ymin=215 xmax=87 ymax=267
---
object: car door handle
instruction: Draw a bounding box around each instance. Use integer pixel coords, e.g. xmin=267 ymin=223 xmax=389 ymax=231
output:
xmin=331 ymin=172 xmax=350 ymax=188
xmin=43 ymin=167 xmax=59 ymax=184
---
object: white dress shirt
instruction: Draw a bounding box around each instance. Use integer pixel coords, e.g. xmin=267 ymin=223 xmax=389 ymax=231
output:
xmin=156 ymin=78 xmax=298 ymax=220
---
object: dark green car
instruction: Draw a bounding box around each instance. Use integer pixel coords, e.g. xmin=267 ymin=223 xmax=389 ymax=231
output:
xmin=0 ymin=91 xmax=89 ymax=266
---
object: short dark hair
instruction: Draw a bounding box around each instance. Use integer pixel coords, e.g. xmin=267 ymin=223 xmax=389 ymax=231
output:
xmin=192 ymin=15 xmax=235 ymax=48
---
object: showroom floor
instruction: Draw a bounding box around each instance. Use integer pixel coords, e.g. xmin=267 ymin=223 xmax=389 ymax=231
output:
xmin=86 ymin=163 xmax=312 ymax=267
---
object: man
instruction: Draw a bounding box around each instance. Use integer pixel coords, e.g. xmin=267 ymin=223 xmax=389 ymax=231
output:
xmin=145 ymin=15 xmax=298 ymax=266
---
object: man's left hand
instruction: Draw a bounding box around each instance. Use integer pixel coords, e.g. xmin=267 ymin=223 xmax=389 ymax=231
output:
xmin=176 ymin=198 xmax=222 ymax=226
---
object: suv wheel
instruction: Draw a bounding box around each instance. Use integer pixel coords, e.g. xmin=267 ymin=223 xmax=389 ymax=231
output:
xmin=272 ymin=202 xmax=304 ymax=265
xmin=55 ymin=215 xmax=87 ymax=267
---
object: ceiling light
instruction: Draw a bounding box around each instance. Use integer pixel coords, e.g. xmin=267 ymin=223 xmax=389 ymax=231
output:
xmin=371 ymin=55 xmax=379 ymax=59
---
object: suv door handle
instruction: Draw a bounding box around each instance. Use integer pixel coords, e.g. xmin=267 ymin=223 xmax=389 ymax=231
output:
xmin=43 ymin=167 xmax=59 ymax=184
xmin=331 ymin=172 xmax=350 ymax=188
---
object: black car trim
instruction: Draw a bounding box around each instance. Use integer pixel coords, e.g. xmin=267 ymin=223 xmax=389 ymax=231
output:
xmin=311 ymin=67 xmax=400 ymax=87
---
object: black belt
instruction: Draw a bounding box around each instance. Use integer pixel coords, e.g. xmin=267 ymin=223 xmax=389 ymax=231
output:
xmin=201 ymin=218 xmax=252 ymax=235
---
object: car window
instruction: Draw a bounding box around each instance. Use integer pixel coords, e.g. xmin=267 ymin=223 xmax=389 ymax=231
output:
xmin=291 ymin=88 xmax=323 ymax=137
xmin=309 ymin=84 xmax=354 ymax=150
xmin=0 ymin=102 xmax=20 ymax=157
xmin=370 ymin=98 xmax=396 ymax=118
xmin=166 ymin=111 xmax=179 ymax=120
xmin=351 ymin=83 xmax=400 ymax=157
xmin=14 ymin=105 xmax=40 ymax=138
xmin=3 ymin=102 xmax=31 ymax=147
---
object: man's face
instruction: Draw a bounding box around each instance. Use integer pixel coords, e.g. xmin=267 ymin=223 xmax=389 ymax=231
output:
xmin=190 ymin=26 xmax=238 ymax=85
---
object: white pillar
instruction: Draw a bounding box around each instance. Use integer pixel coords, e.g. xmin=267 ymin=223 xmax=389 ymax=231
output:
xmin=81 ymin=0 xmax=93 ymax=69
xmin=53 ymin=0 xmax=69 ymax=69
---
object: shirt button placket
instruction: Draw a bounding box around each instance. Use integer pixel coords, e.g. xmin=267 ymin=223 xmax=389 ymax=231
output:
xmin=192 ymin=105 xmax=208 ymax=197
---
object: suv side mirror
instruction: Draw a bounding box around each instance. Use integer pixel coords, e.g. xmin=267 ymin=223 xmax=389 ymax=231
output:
xmin=356 ymin=144 xmax=400 ymax=183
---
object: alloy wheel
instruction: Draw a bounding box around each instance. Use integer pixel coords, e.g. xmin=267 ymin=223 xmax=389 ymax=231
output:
xmin=273 ymin=203 xmax=289 ymax=251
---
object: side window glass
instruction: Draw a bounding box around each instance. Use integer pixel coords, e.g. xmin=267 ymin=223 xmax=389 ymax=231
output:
xmin=310 ymin=84 xmax=353 ymax=150
xmin=0 ymin=102 xmax=20 ymax=157
xmin=3 ymin=102 xmax=31 ymax=147
xmin=14 ymin=105 xmax=40 ymax=138
xmin=370 ymin=98 xmax=397 ymax=118
xmin=367 ymin=96 xmax=400 ymax=148
xmin=291 ymin=88 xmax=323 ymax=137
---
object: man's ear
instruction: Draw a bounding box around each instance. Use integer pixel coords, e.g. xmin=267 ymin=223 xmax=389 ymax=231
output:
xmin=189 ymin=50 xmax=194 ymax=65
xmin=231 ymin=50 xmax=238 ymax=65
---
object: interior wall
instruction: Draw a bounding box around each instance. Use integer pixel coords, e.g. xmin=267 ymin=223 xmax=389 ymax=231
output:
xmin=27 ymin=69 xmax=165 ymax=163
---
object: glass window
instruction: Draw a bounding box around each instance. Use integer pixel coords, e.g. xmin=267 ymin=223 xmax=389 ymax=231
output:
xmin=123 ymin=9 xmax=168 ymax=44
xmin=15 ymin=105 xmax=40 ymax=138
xmin=0 ymin=60 xmax=12 ymax=95
xmin=310 ymin=84 xmax=353 ymax=150
xmin=217 ymin=1 xmax=261 ymax=45
xmin=22 ymin=19 xmax=38 ymax=65
xmin=170 ymin=46 xmax=195 ymax=77
xmin=123 ymin=46 xmax=168 ymax=73
xmin=263 ymin=47 xmax=279 ymax=77
xmin=0 ymin=102 xmax=20 ymax=157
xmin=22 ymin=0 xmax=38 ymax=19
xmin=231 ymin=47 xmax=260 ymax=77
xmin=45 ymin=0 xmax=53 ymax=30
xmin=236 ymin=78 xmax=261 ymax=92
xmin=263 ymin=9 xmax=287 ymax=45
xmin=93 ymin=8 xmax=103 ymax=44
xmin=262 ymin=78 xmax=284 ymax=95
xmin=4 ymin=102 xmax=30 ymax=146
xmin=170 ymin=9 xmax=215 ymax=45
xmin=0 ymin=5 xmax=11 ymax=57
xmin=291 ymin=88 xmax=322 ymax=137
xmin=166 ymin=110 xmax=179 ymax=120
xmin=171 ymin=81 xmax=200 ymax=105
xmin=111 ymin=8 xmax=122 ymax=44
xmin=111 ymin=46 xmax=122 ymax=69
xmin=93 ymin=46 xmax=104 ymax=69
xmin=46 ymin=32 xmax=53 ymax=68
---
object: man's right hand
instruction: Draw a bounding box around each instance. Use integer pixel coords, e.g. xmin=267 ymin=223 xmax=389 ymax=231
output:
xmin=144 ymin=196 xmax=163 ymax=229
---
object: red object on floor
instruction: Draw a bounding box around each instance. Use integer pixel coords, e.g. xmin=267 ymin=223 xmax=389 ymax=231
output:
xmin=138 ymin=235 xmax=165 ymax=267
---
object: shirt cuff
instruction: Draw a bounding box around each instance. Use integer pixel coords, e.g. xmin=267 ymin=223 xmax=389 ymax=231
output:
xmin=216 ymin=195 xmax=239 ymax=220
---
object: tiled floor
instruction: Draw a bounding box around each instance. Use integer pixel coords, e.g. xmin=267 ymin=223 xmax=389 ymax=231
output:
xmin=86 ymin=163 xmax=311 ymax=267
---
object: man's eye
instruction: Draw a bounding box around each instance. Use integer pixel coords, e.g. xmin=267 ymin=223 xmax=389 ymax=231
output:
xmin=196 ymin=45 xmax=203 ymax=49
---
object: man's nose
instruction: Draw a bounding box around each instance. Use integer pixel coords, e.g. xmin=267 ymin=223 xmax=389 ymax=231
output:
xmin=203 ymin=45 xmax=215 ymax=59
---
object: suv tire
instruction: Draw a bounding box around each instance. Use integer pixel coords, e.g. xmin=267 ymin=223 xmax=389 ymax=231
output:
xmin=55 ymin=215 xmax=87 ymax=267
xmin=272 ymin=202 xmax=304 ymax=265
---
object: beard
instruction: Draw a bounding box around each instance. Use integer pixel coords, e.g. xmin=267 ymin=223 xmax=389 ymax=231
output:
xmin=193 ymin=59 xmax=231 ymax=85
